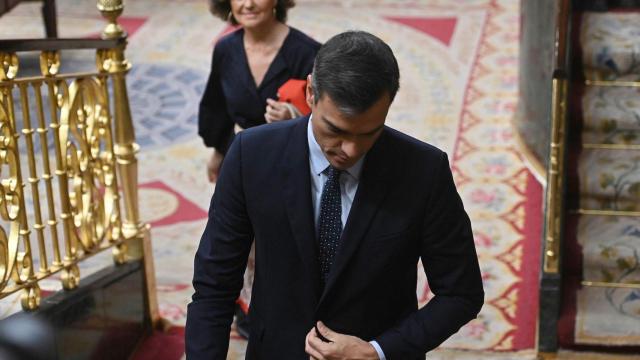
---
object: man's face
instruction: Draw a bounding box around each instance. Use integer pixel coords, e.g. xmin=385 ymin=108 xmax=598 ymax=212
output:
xmin=306 ymin=76 xmax=391 ymax=170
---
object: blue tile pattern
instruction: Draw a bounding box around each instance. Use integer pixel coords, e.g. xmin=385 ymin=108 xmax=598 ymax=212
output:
xmin=128 ymin=64 xmax=206 ymax=149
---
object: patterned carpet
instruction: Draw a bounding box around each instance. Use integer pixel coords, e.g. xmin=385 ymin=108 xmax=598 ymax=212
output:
xmin=0 ymin=0 xmax=542 ymax=358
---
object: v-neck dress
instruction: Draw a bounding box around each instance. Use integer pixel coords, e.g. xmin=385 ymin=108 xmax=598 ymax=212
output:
xmin=198 ymin=27 xmax=320 ymax=154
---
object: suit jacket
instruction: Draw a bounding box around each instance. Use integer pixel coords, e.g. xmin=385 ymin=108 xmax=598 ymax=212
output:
xmin=198 ymin=27 xmax=320 ymax=155
xmin=185 ymin=116 xmax=484 ymax=359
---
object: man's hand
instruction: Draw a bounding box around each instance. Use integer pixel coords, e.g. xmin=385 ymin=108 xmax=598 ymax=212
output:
xmin=305 ymin=321 xmax=379 ymax=360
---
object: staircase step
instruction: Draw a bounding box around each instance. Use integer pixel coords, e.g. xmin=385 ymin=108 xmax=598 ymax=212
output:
xmin=577 ymin=214 xmax=640 ymax=283
xmin=582 ymin=86 xmax=640 ymax=145
xmin=577 ymin=149 xmax=640 ymax=212
xmin=581 ymin=12 xmax=640 ymax=80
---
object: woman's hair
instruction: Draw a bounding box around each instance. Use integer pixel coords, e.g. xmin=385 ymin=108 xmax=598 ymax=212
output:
xmin=209 ymin=0 xmax=296 ymax=25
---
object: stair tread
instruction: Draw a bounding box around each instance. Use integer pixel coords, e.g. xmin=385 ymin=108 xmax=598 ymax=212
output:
xmin=581 ymin=12 xmax=640 ymax=80
xmin=576 ymin=149 xmax=640 ymax=212
xmin=582 ymin=86 xmax=640 ymax=145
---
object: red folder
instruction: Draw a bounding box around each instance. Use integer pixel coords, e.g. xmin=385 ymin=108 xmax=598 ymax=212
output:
xmin=277 ymin=79 xmax=311 ymax=115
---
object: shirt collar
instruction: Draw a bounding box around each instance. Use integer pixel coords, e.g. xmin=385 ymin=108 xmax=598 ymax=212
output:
xmin=307 ymin=115 xmax=364 ymax=180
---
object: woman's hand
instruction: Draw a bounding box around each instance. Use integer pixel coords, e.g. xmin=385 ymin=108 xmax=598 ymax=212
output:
xmin=265 ymin=98 xmax=299 ymax=123
xmin=207 ymin=150 xmax=224 ymax=183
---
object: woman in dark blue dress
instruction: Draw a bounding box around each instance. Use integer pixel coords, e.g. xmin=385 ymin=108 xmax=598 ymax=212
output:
xmin=199 ymin=0 xmax=320 ymax=338
xmin=200 ymin=0 xmax=320 ymax=182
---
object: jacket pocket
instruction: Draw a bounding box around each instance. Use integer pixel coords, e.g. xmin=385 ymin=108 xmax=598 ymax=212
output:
xmin=366 ymin=228 xmax=410 ymax=251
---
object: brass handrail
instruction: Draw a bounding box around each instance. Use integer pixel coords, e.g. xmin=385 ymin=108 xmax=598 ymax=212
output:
xmin=0 ymin=72 xmax=107 ymax=85
xmin=585 ymin=79 xmax=640 ymax=87
xmin=0 ymin=38 xmax=122 ymax=52
xmin=542 ymin=71 xmax=568 ymax=274
xmin=582 ymin=143 xmax=640 ymax=150
xmin=0 ymin=54 xmax=122 ymax=304
xmin=582 ymin=281 xmax=640 ymax=289
xmin=571 ymin=209 xmax=640 ymax=217
xmin=0 ymin=1 xmax=158 ymax=326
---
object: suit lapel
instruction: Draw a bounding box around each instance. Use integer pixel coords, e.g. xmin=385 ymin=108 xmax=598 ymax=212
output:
xmin=318 ymin=130 xmax=394 ymax=306
xmin=281 ymin=116 xmax=321 ymax=298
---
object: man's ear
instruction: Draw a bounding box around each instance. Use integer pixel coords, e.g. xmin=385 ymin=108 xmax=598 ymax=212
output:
xmin=306 ymin=74 xmax=314 ymax=108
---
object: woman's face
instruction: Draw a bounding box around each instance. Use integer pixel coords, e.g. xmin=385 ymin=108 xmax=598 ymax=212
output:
xmin=230 ymin=0 xmax=278 ymax=28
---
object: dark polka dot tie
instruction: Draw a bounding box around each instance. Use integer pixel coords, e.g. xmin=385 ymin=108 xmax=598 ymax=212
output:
xmin=318 ymin=166 xmax=342 ymax=284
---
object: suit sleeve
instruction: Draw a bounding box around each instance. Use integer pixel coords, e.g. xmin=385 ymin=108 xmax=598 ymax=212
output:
xmin=375 ymin=152 xmax=484 ymax=358
xmin=185 ymin=132 xmax=254 ymax=359
xmin=198 ymin=46 xmax=235 ymax=154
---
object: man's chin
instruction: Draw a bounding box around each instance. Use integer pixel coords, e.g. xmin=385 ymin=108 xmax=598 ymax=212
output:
xmin=330 ymin=159 xmax=352 ymax=170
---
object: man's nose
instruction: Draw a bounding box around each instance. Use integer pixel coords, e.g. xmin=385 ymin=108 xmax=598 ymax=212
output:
xmin=341 ymin=140 xmax=359 ymax=158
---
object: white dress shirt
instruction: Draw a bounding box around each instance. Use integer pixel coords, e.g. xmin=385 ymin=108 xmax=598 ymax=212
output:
xmin=307 ymin=117 xmax=386 ymax=360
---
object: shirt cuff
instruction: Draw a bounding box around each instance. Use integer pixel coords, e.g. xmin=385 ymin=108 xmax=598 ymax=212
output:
xmin=369 ymin=340 xmax=386 ymax=360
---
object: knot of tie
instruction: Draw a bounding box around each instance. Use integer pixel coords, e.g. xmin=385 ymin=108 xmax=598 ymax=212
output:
xmin=326 ymin=166 xmax=341 ymax=178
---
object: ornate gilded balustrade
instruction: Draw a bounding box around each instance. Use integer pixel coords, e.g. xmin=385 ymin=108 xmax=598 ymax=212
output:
xmin=0 ymin=0 xmax=158 ymax=324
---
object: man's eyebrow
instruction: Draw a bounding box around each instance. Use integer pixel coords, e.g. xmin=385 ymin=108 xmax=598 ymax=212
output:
xmin=322 ymin=116 xmax=383 ymax=136
xmin=361 ymin=124 xmax=384 ymax=136
xmin=322 ymin=116 xmax=346 ymax=133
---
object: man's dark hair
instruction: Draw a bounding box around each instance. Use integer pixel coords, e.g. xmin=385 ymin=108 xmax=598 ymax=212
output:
xmin=209 ymin=0 xmax=295 ymax=25
xmin=311 ymin=31 xmax=400 ymax=116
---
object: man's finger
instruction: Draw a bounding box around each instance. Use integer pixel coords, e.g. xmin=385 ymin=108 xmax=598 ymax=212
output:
xmin=316 ymin=321 xmax=336 ymax=340
xmin=305 ymin=342 xmax=324 ymax=359
xmin=314 ymin=324 xmax=332 ymax=343
xmin=305 ymin=330 xmax=326 ymax=359
xmin=308 ymin=329 xmax=336 ymax=355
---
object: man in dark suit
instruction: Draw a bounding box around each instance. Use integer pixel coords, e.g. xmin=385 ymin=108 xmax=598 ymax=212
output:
xmin=185 ymin=30 xmax=484 ymax=360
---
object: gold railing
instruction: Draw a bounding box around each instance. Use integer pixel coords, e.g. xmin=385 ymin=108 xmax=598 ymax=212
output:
xmin=582 ymin=280 xmax=640 ymax=289
xmin=0 ymin=0 xmax=158 ymax=324
xmin=585 ymin=79 xmax=640 ymax=87
xmin=542 ymin=71 xmax=568 ymax=274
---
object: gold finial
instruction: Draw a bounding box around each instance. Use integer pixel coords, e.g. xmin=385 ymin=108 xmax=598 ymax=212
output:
xmin=0 ymin=52 xmax=19 ymax=81
xmin=21 ymin=286 xmax=41 ymax=311
xmin=61 ymin=265 xmax=80 ymax=290
xmin=97 ymin=0 xmax=126 ymax=39
xmin=96 ymin=49 xmax=113 ymax=73
xmin=40 ymin=51 xmax=60 ymax=77
xmin=113 ymin=243 xmax=127 ymax=265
